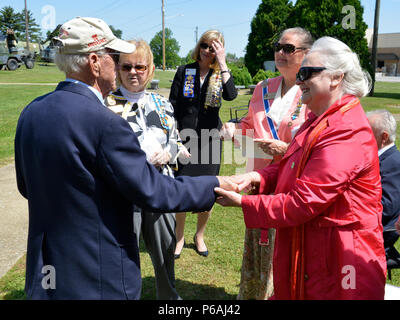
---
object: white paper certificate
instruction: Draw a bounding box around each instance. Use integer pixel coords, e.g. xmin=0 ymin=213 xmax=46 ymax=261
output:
xmin=234 ymin=134 xmax=272 ymax=159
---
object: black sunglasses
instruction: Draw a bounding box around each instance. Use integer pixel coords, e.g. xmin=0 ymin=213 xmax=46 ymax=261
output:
xmin=274 ymin=42 xmax=307 ymax=54
xmin=120 ymin=64 xmax=148 ymax=73
xmin=296 ymin=67 xmax=327 ymax=81
xmin=199 ymin=42 xmax=215 ymax=53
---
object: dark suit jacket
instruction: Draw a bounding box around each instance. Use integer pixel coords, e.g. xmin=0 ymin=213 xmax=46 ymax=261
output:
xmin=379 ymin=145 xmax=400 ymax=232
xmin=14 ymin=81 xmax=219 ymax=300
xmin=169 ymin=62 xmax=237 ymax=132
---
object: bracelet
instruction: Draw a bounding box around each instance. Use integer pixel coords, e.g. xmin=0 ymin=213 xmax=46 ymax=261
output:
xmin=221 ymin=70 xmax=230 ymax=74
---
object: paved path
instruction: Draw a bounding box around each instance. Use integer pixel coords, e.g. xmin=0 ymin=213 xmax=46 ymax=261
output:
xmin=0 ymin=164 xmax=28 ymax=279
xmin=0 ymin=82 xmax=58 ymax=86
xmin=376 ymin=75 xmax=400 ymax=83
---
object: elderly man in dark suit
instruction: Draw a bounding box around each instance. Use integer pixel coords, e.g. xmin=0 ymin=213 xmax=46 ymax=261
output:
xmin=367 ymin=109 xmax=400 ymax=268
xmin=14 ymin=17 xmax=236 ymax=300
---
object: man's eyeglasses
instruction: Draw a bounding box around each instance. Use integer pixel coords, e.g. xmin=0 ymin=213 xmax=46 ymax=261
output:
xmin=199 ymin=42 xmax=215 ymax=53
xmin=296 ymin=66 xmax=327 ymax=81
xmin=119 ymin=64 xmax=148 ymax=73
xmin=274 ymin=42 xmax=307 ymax=54
xmin=98 ymin=50 xmax=120 ymax=64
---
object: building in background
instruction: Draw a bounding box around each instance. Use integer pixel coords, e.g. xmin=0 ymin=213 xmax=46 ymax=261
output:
xmin=366 ymin=29 xmax=400 ymax=77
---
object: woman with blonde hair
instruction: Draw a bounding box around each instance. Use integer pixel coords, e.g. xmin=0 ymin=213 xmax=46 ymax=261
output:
xmin=106 ymin=39 xmax=189 ymax=300
xmin=170 ymin=30 xmax=237 ymax=259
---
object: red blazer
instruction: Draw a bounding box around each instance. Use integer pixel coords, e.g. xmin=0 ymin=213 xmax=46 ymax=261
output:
xmin=242 ymin=95 xmax=387 ymax=299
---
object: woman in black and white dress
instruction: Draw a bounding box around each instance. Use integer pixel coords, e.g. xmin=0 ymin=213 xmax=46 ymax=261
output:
xmin=106 ymin=40 xmax=189 ymax=300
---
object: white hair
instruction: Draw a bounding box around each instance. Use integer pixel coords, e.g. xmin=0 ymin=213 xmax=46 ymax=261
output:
xmin=54 ymin=49 xmax=108 ymax=74
xmin=309 ymin=37 xmax=371 ymax=98
xmin=366 ymin=109 xmax=397 ymax=143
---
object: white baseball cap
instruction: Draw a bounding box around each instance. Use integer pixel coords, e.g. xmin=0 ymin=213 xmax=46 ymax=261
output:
xmin=53 ymin=17 xmax=135 ymax=54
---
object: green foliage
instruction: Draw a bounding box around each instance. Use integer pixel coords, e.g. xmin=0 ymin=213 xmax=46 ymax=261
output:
xmin=252 ymin=69 xmax=281 ymax=84
xmin=109 ymin=25 xmax=122 ymax=39
xmin=288 ymin=0 xmax=373 ymax=79
xmin=228 ymin=63 xmax=252 ymax=87
xmin=181 ymin=50 xmax=195 ymax=65
xmin=17 ymin=10 xmax=41 ymax=43
xmin=245 ymin=0 xmax=372 ymax=81
xmin=244 ymin=0 xmax=294 ymax=76
xmin=0 ymin=7 xmax=42 ymax=43
xmin=226 ymin=53 xmax=245 ymax=68
xmin=0 ymin=6 xmax=23 ymax=36
xmin=150 ymin=28 xmax=181 ymax=69
xmin=43 ymin=24 xmax=61 ymax=44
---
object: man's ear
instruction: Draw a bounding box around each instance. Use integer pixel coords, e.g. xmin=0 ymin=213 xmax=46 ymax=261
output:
xmin=88 ymin=52 xmax=101 ymax=77
xmin=382 ymin=131 xmax=390 ymax=146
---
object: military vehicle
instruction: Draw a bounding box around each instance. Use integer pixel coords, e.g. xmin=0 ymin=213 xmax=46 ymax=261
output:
xmin=0 ymin=29 xmax=35 ymax=71
xmin=40 ymin=43 xmax=56 ymax=63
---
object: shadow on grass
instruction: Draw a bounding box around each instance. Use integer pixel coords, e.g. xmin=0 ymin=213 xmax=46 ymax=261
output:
xmin=371 ymin=92 xmax=400 ymax=100
xmin=2 ymin=289 xmax=26 ymax=300
xmin=141 ymin=276 xmax=236 ymax=300
xmin=2 ymin=276 xmax=234 ymax=300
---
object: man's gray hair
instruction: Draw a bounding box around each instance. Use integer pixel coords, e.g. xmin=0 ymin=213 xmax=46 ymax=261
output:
xmin=54 ymin=49 xmax=108 ymax=74
xmin=366 ymin=109 xmax=397 ymax=143
xmin=279 ymin=27 xmax=314 ymax=49
xmin=308 ymin=37 xmax=371 ymax=98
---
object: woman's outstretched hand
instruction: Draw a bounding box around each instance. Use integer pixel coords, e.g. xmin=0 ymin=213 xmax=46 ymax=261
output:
xmin=254 ymin=138 xmax=288 ymax=156
xmin=214 ymin=187 xmax=242 ymax=207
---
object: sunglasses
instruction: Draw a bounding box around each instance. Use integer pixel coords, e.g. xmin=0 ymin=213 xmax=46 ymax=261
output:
xmin=296 ymin=66 xmax=327 ymax=81
xmin=120 ymin=64 xmax=148 ymax=73
xmin=274 ymin=42 xmax=307 ymax=54
xmin=199 ymin=42 xmax=215 ymax=53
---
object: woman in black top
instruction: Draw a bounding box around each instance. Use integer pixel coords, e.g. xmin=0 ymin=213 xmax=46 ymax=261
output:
xmin=169 ymin=30 xmax=237 ymax=258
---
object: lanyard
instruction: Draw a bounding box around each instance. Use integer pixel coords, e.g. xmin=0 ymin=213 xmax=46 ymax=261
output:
xmin=151 ymin=93 xmax=170 ymax=133
xmin=262 ymin=81 xmax=280 ymax=140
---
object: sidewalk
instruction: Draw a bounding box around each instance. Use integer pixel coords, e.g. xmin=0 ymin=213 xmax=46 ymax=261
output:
xmin=376 ymin=75 xmax=400 ymax=83
xmin=0 ymin=164 xmax=28 ymax=279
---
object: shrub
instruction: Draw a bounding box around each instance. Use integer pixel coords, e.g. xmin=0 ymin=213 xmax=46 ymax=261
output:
xmin=228 ymin=63 xmax=253 ymax=87
xmin=252 ymin=69 xmax=281 ymax=84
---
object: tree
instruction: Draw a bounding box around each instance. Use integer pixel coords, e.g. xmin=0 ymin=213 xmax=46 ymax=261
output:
xmin=0 ymin=6 xmax=42 ymax=43
xmin=109 ymin=25 xmax=122 ymax=39
xmin=228 ymin=63 xmax=253 ymax=87
xmin=18 ymin=9 xmax=42 ymax=43
xmin=244 ymin=0 xmax=293 ymax=76
xmin=181 ymin=50 xmax=194 ymax=65
xmin=289 ymin=0 xmax=373 ymax=79
xmin=43 ymin=24 xmax=61 ymax=44
xmin=150 ymin=28 xmax=181 ymax=69
xmin=226 ymin=53 xmax=245 ymax=68
xmin=0 ymin=6 xmax=24 ymax=36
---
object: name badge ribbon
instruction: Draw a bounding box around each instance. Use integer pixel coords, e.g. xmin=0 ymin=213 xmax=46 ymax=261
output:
xmin=262 ymin=80 xmax=280 ymax=140
xmin=183 ymin=68 xmax=196 ymax=98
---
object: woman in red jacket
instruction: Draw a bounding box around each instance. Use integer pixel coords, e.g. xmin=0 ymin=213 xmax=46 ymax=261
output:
xmin=216 ymin=37 xmax=387 ymax=300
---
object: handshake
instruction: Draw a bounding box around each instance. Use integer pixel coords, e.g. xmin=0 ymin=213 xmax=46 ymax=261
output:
xmin=215 ymin=172 xmax=262 ymax=207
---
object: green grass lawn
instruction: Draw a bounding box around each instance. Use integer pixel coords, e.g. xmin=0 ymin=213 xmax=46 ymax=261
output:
xmin=0 ymin=64 xmax=400 ymax=299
